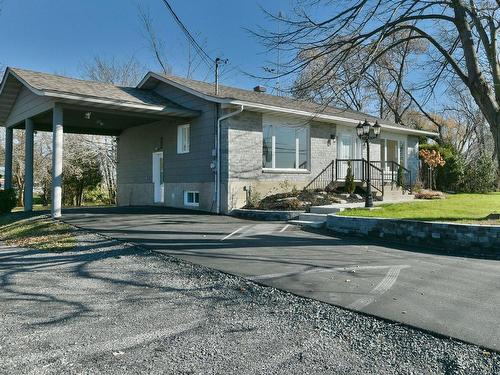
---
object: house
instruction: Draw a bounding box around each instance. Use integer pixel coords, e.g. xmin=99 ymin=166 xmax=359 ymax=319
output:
xmin=0 ymin=67 xmax=436 ymax=217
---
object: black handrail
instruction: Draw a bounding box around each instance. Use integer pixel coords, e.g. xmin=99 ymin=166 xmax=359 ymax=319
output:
xmin=371 ymin=161 xmax=412 ymax=192
xmin=335 ymin=159 xmax=384 ymax=195
xmin=362 ymin=159 xmax=384 ymax=195
xmin=304 ymin=160 xmax=335 ymax=191
xmin=306 ymin=158 xmax=415 ymax=197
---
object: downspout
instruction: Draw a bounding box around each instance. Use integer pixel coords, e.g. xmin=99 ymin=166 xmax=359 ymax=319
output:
xmin=216 ymin=104 xmax=244 ymax=214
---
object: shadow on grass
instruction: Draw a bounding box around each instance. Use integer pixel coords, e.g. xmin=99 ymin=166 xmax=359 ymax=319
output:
xmin=1 ymin=212 xmax=76 ymax=252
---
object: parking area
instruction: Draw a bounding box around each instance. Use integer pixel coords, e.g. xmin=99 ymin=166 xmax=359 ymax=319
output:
xmin=63 ymin=206 xmax=500 ymax=352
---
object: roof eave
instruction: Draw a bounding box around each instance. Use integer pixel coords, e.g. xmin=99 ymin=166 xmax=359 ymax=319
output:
xmin=43 ymin=91 xmax=199 ymax=117
xmin=139 ymin=71 xmax=438 ymax=137
xmin=0 ymin=68 xmax=45 ymax=97
xmin=227 ymin=100 xmax=438 ymax=137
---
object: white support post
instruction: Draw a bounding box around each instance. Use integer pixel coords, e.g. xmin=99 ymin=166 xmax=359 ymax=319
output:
xmin=383 ymin=139 xmax=387 ymax=171
xmin=52 ymin=104 xmax=64 ymax=218
xmin=4 ymin=127 xmax=13 ymax=190
xmin=24 ymin=119 xmax=34 ymax=212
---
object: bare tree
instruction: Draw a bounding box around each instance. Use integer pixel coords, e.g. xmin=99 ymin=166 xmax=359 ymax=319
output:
xmin=81 ymin=56 xmax=145 ymax=86
xmin=256 ymin=0 xmax=500 ymax=177
xmin=79 ymin=57 xmax=144 ymax=204
xmin=443 ymin=82 xmax=495 ymax=158
xmin=13 ymin=131 xmax=25 ymax=206
xmin=137 ymin=5 xmax=171 ymax=75
xmin=292 ymin=30 xmax=421 ymax=124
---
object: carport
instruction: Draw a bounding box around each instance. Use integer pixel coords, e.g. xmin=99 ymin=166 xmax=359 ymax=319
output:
xmin=0 ymin=67 xmax=198 ymax=217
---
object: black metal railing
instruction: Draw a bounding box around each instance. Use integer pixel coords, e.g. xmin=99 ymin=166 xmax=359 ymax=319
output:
xmin=335 ymin=159 xmax=364 ymax=181
xmin=305 ymin=158 xmax=397 ymax=196
xmin=335 ymin=159 xmax=384 ymax=195
xmin=371 ymin=161 xmax=412 ymax=192
xmin=364 ymin=160 xmax=385 ymax=195
xmin=304 ymin=160 xmax=335 ymax=191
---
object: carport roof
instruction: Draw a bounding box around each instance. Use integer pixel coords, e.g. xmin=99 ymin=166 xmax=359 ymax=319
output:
xmin=0 ymin=67 xmax=199 ymax=123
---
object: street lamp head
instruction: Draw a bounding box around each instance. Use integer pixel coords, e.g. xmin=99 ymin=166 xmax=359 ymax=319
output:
xmin=373 ymin=121 xmax=381 ymax=137
xmin=362 ymin=120 xmax=370 ymax=135
xmin=356 ymin=121 xmax=364 ymax=137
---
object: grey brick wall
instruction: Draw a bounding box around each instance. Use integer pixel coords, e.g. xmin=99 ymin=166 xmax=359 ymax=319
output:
xmin=224 ymin=110 xmax=337 ymax=210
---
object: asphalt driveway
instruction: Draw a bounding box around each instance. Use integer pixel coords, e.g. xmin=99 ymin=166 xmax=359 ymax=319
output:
xmin=63 ymin=206 xmax=500 ymax=352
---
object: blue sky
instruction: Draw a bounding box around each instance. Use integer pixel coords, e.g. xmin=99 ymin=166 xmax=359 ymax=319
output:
xmin=0 ymin=0 xmax=295 ymax=89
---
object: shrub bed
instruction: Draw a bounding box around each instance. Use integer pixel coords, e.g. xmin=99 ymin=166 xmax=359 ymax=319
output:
xmin=245 ymin=190 xmax=355 ymax=211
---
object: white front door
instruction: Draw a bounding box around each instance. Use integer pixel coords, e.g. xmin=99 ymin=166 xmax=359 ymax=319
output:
xmin=338 ymin=135 xmax=362 ymax=179
xmin=152 ymin=152 xmax=164 ymax=203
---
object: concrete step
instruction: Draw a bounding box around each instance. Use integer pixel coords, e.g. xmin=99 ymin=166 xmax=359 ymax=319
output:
xmin=310 ymin=205 xmax=346 ymax=214
xmin=299 ymin=213 xmax=327 ymax=222
xmin=288 ymin=220 xmax=325 ymax=229
xmin=381 ymin=193 xmax=414 ymax=202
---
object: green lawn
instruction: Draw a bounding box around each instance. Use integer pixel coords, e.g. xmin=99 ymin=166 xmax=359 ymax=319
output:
xmin=339 ymin=193 xmax=500 ymax=224
xmin=0 ymin=212 xmax=77 ymax=251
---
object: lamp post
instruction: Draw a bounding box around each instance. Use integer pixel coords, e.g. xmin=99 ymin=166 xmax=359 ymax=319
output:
xmin=356 ymin=120 xmax=381 ymax=208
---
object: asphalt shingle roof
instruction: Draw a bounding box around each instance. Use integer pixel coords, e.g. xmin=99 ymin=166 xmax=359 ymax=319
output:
xmin=9 ymin=68 xmax=185 ymax=110
xmin=159 ymin=73 xmax=396 ymax=126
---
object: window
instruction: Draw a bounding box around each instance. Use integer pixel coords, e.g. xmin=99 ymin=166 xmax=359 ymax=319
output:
xmin=262 ymin=122 xmax=309 ymax=170
xmin=184 ymin=191 xmax=199 ymax=207
xmin=177 ymin=124 xmax=190 ymax=154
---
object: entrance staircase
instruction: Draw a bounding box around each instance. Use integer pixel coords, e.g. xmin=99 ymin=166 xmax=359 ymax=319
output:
xmin=289 ymin=205 xmax=344 ymax=229
xmin=305 ymin=158 xmax=412 ymax=199
xmin=290 ymin=159 xmax=414 ymax=229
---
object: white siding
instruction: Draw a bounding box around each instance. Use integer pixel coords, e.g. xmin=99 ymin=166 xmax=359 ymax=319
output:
xmin=5 ymin=87 xmax=54 ymax=127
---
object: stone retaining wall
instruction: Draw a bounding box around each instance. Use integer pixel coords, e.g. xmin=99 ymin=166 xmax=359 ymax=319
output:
xmin=326 ymin=215 xmax=500 ymax=254
xmin=230 ymin=209 xmax=303 ymax=221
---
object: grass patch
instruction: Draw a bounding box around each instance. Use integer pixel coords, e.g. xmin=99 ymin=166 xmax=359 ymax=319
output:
xmin=0 ymin=212 xmax=77 ymax=251
xmin=339 ymin=193 xmax=500 ymax=224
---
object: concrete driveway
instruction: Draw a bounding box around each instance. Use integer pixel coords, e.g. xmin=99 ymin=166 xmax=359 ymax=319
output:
xmin=63 ymin=206 xmax=500 ymax=352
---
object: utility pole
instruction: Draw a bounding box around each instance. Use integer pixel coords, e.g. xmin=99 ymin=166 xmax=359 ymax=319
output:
xmin=215 ymin=57 xmax=227 ymax=95
xmin=276 ymin=11 xmax=283 ymax=97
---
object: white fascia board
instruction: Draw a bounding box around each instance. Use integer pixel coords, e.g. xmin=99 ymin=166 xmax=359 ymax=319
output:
xmin=43 ymin=91 xmax=169 ymax=112
xmin=139 ymin=72 xmax=228 ymax=103
xmin=228 ymin=100 xmax=438 ymax=137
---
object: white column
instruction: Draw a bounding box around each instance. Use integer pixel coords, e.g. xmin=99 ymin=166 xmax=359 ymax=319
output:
xmin=51 ymin=104 xmax=63 ymax=218
xmin=24 ymin=119 xmax=34 ymax=212
xmin=4 ymin=127 xmax=13 ymax=189
xmin=383 ymin=139 xmax=387 ymax=171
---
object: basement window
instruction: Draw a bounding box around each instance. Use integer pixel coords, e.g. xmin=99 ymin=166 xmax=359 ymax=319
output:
xmin=184 ymin=191 xmax=199 ymax=207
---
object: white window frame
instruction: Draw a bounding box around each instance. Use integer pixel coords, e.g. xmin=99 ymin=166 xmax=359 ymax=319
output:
xmin=262 ymin=122 xmax=310 ymax=172
xmin=184 ymin=191 xmax=200 ymax=207
xmin=177 ymin=124 xmax=190 ymax=154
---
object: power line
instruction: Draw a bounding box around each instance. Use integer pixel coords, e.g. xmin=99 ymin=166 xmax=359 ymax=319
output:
xmin=159 ymin=0 xmax=214 ymax=69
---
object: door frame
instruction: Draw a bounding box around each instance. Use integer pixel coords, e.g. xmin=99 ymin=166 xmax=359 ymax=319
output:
xmin=152 ymin=151 xmax=164 ymax=204
xmin=337 ymin=133 xmax=363 ymax=180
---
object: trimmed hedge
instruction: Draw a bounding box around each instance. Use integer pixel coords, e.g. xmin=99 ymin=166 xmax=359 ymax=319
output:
xmin=0 ymin=189 xmax=17 ymax=214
